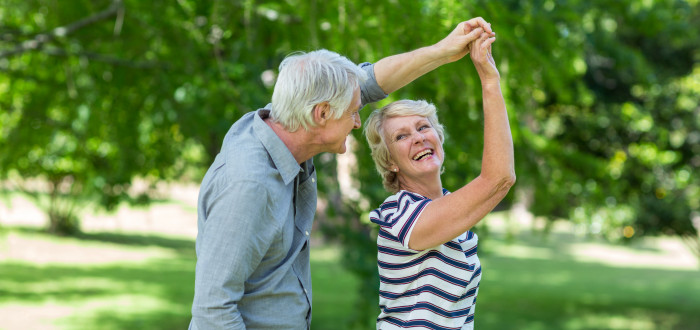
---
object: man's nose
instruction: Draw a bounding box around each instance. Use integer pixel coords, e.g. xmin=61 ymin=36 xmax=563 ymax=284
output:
xmin=353 ymin=115 xmax=361 ymax=129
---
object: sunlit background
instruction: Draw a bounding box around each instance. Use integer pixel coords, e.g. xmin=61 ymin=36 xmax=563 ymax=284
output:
xmin=1 ymin=0 xmax=699 ymax=329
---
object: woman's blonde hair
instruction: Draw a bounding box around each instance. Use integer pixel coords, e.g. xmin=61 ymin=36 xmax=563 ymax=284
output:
xmin=363 ymin=100 xmax=445 ymax=193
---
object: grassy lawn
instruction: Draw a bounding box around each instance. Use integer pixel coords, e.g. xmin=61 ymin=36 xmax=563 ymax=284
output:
xmin=477 ymin=256 xmax=700 ymax=329
xmin=1 ymin=225 xmax=699 ymax=329
xmin=0 ymin=227 xmax=196 ymax=329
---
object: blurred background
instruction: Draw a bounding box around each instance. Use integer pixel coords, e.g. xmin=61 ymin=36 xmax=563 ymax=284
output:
xmin=1 ymin=0 xmax=699 ymax=329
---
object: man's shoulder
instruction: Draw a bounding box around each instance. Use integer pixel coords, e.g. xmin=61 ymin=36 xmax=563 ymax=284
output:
xmin=201 ymin=112 xmax=283 ymax=189
xmin=218 ymin=111 xmax=275 ymax=174
xmin=217 ymin=143 xmax=282 ymax=188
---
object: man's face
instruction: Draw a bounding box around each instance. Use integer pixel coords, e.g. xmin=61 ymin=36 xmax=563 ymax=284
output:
xmin=322 ymin=87 xmax=362 ymax=154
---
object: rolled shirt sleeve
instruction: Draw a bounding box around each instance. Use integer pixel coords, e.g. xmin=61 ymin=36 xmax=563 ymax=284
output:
xmin=359 ymin=62 xmax=388 ymax=107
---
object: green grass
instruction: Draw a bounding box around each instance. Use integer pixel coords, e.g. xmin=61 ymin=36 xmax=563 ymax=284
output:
xmin=309 ymin=247 xmax=364 ymax=329
xmin=309 ymin=228 xmax=700 ymax=330
xmin=0 ymin=227 xmax=196 ymax=329
xmin=477 ymin=256 xmax=700 ymax=329
xmin=1 ymin=226 xmax=699 ymax=330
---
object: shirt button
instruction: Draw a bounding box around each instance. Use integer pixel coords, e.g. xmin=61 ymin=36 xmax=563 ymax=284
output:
xmin=305 ymin=231 xmax=309 ymax=236
xmin=311 ymin=178 xmax=315 ymax=183
xmin=304 ymin=289 xmax=308 ymax=294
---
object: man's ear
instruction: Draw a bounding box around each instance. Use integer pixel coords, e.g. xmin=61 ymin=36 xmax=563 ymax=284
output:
xmin=312 ymin=102 xmax=331 ymax=126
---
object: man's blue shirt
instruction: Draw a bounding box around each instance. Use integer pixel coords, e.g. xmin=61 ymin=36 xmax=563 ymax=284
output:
xmin=190 ymin=63 xmax=386 ymax=329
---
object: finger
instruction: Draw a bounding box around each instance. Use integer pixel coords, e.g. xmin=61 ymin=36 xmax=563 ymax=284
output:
xmin=471 ymin=32 xmax=488 ymax=49
xmin=482 ymin=37 xmax=496 ymax=59
xmin=483 ymin=22 xmax=493 ymax=34
xmin=468 ymin=17 xmax=493 ymax=34
xmin=462 ymin=21 xmax=474 ymax=34
xmin=477 ymin=32 xmax=490 ymax=44
xmin=471 ymin=40 xmax=485 ymax=59
xmin=479 ymin=37 xmax=494 ymax=51
xmin=465 ymin=17 xmax=484 ymax=26
xmin=465 ymin=41 xmax=473 ymax=55
xmin=466 ymin=17 xmax=486 ymax=29
xmin=472 ymin=35 xmax=493 ymax=60
xmin=465 ymin=27 xmax=484 ymax=41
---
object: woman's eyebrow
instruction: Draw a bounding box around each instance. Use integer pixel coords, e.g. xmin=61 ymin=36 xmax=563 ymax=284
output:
xmin=416 ymin=119 xmax=430 ymax=125
xmin=390 ymin=127 xmax=409 ymax=137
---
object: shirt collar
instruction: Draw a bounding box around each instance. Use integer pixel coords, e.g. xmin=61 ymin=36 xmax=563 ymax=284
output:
xmin=253 ymin=109 xmax=302 ymax=185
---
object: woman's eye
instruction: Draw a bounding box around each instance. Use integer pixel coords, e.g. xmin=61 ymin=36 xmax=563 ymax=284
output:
xmin=396 ymin=134 xmax=406 ymax=141
xmin=418 ymin=125 xmax=430 ymax=131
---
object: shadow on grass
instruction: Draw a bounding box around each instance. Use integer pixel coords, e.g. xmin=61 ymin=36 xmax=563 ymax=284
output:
xmin=74 ymin=231 xmax=195 ymax=255
xmin=63 ymin=308 xmax=192 ymax=330
xmin=5 ymin=225 xmax=195 ymax=256
xmin=0 ymin=258 xmax=195 ymax=329
xmin=0 ymin=226 xmax=195 ymax=329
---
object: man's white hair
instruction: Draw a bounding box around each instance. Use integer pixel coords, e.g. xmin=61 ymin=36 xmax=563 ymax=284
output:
xmin=270 ymin=49 xmax=368 ymax=132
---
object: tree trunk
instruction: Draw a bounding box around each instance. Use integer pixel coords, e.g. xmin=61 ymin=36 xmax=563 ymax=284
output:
xmin=46 ymin=178 xmax=80 ymax=236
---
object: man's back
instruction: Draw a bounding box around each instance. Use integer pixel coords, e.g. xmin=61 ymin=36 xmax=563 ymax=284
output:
xmin=190 ymin=109 xmax=316 ymax=329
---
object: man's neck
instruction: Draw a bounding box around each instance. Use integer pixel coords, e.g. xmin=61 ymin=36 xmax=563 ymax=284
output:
xmin=265 ymin=118 xmax=320 ymax=164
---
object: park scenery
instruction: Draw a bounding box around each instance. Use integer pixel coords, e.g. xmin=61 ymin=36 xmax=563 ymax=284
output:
xmin=1 ymin=0 xmax=699 ymax=329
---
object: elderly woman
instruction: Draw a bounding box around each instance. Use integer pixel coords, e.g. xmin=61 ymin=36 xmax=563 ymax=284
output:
xmin=363 ymin=26 xmax=515 ymax=329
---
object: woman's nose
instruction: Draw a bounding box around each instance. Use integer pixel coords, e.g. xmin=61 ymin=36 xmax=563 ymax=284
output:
xmin=413 ymin=131 xmax=426 ymax=143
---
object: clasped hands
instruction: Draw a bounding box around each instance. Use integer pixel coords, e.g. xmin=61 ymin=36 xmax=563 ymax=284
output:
xmin=436 ymin=17 xmax=497 ymax=64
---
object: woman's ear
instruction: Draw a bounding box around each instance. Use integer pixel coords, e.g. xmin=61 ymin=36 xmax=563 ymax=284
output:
xmin=312 ymin=102 xmax=331 ymax=126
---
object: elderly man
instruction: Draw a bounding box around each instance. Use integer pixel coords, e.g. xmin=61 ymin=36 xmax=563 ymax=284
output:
xmin=189 ymin=18 xmax=493 ymax=330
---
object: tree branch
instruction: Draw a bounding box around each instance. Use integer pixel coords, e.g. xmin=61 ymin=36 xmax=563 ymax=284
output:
xmin=0 ymin=0 xmax=123 ymax=59
xmin=42 ymin=47 xmax=166 ymax=69
xmin=0 ymin=67 xmax=60 ymax=84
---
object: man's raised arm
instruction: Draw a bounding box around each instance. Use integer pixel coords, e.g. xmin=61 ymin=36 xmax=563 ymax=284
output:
xmin=373 ymin=17 xmax=493 ymax=94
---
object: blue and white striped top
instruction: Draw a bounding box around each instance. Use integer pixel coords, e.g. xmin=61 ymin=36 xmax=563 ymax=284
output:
xmin=370 ymin=189 xmax=481 ymax=330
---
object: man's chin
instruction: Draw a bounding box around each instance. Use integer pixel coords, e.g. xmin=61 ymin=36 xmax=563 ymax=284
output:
xmin=337 ymin=141 xmax=348 ymax=154
xmin=326 ymin=146 xmax=347 ymax=155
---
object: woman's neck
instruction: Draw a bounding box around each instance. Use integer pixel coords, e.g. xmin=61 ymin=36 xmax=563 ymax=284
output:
xmin=398 ymin=175 xmax=443 ymax=200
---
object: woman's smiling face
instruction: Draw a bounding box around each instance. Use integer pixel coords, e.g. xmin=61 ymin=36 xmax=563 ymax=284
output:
xmin=383 ymin=115 xmax=444 ymax=181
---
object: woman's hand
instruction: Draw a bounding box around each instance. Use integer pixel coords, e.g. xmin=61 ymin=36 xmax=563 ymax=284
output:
xmin=470 ymin=30 xmax=500 ymax=84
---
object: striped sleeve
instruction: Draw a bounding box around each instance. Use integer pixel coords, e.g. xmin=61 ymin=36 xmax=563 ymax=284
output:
xmin=370 ymin=191 xmax=430 ymax=249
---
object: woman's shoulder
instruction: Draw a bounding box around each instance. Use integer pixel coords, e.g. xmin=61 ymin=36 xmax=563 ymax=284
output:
xmin=371 ymin=190 xmax=434 ymax=223
xmin=374 ymin=190 xmax=429 ymax=210
xmin=396 ymin=189 xmax=432 ymax=203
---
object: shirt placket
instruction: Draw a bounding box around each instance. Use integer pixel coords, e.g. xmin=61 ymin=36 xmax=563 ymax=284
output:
xmin=293 ymin=168 xmax=312 ymax=328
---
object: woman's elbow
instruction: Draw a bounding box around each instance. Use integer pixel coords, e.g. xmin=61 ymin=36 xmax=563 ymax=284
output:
xmin=496 ymin=172 xmax=516 ymax=194
xmin=505 ymin=172 xmax=517 ymax=188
